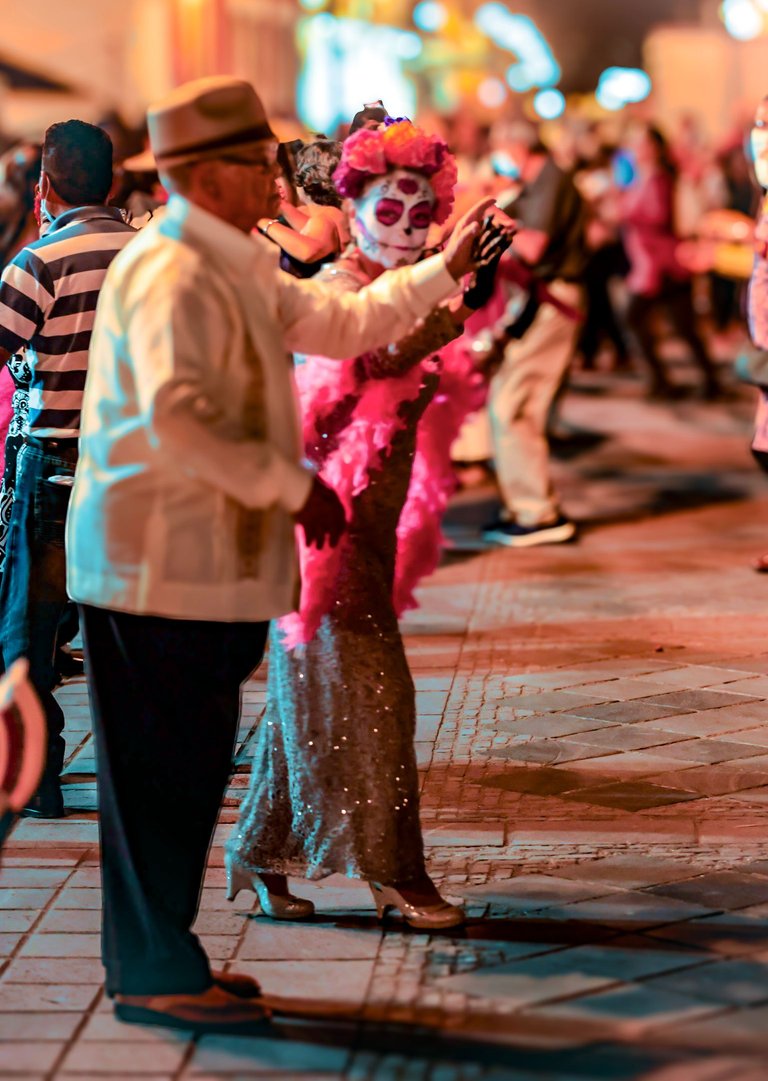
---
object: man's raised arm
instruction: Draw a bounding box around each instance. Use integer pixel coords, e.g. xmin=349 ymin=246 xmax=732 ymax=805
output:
xmin=279 ymin=198 xmax=494 ymax=358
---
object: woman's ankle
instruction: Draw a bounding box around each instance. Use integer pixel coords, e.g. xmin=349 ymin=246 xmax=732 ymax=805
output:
xmin=390 ymin=874 xmax=442 ymax=904
xmin=258 ymin=872 xmax=289 ymax=896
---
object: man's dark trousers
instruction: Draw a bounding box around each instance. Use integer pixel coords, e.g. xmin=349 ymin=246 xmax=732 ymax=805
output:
xmin=0 ymin=437 xmax=78 ymax=805
xmin=79 ymin=605 xmax=268 ymax=996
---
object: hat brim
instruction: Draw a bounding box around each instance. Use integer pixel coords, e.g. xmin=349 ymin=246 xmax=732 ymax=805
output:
xmin=153 ymin=123 xmax=276 ymax=170
xmin=155 ymin=140 xmax=275 ymax=170
xmin=123 ymin=148 xmax=157 ymax=172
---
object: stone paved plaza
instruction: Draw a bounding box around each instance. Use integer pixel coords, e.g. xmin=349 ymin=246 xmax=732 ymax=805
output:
xmin=6 ymin=356 xmax=768 ymax=1079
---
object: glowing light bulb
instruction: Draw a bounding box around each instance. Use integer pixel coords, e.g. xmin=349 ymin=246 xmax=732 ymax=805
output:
xmin=533 ymin=88 xmax=565 ymax=120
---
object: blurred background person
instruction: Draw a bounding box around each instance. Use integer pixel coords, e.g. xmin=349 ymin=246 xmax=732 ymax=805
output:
xmin=482 ymin=121 xmax=586 ymax=548
xmin=0 ymin=144 xmax=42 ymax=582
xmin=228 ymin=119 xmax=510 ymax=929
xmin=258 ymin=138 xmax=349 ymax=276
xmin=573 ymin=144 xmax=630 ymax=371
xmin=0 ymin=143 xmax=42 ymax=267
xmin=620 ymin=124 xmax=722 ymax=400
xmin=710 ymin=141 xmax=758 ymax=337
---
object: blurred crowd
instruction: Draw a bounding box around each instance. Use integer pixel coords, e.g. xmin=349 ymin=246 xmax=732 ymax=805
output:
xmin=0 ymin=99 xmax=762 ymax=570
xmin=0 ymin=101 xmax=759 ymax=389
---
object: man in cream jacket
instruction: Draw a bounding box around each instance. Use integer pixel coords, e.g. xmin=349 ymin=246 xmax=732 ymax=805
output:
xmin=66 ymin=77 xmax=491 ymax=1032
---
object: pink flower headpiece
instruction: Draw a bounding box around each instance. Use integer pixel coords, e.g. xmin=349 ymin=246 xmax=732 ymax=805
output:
xmin=334 ymin=118 xmax=457 ymax=226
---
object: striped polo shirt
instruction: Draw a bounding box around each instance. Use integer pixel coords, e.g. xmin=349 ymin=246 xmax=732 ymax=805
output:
xmin=0 ymin=206 xmax=135 ymax=438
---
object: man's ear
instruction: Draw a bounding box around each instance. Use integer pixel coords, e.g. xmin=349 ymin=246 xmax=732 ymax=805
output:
xmin=39 ymin=172 xmax=52 ymax=199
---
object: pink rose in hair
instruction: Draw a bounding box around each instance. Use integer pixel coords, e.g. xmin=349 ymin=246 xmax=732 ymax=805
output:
xmin=334 ymin=119 xmax=456 ymax=225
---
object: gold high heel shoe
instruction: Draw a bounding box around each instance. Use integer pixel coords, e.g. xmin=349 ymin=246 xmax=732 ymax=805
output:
xmin=369 ymin=882 xmax=465 ymax=930
xmin=226 ymin=862 xmax=315 ymax=920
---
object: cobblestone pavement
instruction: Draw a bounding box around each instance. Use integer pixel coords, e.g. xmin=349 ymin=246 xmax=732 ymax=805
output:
xmin=7 ymin=358 xmax=768 ymax=1078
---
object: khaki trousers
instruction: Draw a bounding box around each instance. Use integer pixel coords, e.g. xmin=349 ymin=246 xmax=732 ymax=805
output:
xmin=488 ymin=281 xmax=582 ymax=526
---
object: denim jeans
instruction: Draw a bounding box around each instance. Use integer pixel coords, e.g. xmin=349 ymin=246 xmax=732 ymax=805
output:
xmin=0 ymin=437 xmax=78 ymax=791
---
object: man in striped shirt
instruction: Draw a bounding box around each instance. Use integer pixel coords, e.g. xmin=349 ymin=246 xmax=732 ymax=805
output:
xmin=0 ymin=120 xmax=135 ymax=817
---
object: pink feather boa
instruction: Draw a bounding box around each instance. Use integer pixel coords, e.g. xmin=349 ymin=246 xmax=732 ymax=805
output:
xmin=278 ymin=322 xmax=487 ymax=650
xmin=0 ymin=368 xmax=14 ymax=477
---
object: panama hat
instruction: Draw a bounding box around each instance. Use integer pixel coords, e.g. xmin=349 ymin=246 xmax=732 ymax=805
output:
xmin=148 ymin=76 xmax=275 ymax=168
xmin=122 ymin=146 xmax=157 ymax=173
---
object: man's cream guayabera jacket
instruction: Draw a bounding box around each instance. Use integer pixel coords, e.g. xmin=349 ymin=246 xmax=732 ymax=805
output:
xmin=67 ymin=194 xmax=459 ymax=622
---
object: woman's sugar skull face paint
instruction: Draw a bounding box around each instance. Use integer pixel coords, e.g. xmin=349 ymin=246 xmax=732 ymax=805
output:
xmin=352 ymin=168 xmax=436 ymax=268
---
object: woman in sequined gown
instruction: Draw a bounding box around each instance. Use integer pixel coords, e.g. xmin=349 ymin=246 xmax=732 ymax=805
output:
xmin=228 ymin=284 xmax=458 ymax=906
xmin=228 ymin=121 xmax=506 ymax=926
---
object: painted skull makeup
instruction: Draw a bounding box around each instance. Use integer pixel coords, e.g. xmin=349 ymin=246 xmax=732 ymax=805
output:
xmin=352 ymin=168 xmax=436 ymax=269
xmin=753 ymin=131 xmax=768 ymax=189
xmin=752 ymin=103 xmax=768 ymax=189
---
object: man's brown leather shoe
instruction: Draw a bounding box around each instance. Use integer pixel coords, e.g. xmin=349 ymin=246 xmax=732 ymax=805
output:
xmin=212 ymin=970 xmax=261 ymax=998
xmin=114 ymin=984 xmax=270 ymax=1032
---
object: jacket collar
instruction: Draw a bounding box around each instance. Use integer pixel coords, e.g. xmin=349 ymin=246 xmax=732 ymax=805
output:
xmin=160 ymin=194 xmax=269 ymax=277
xmin=49 ymin=205 xmax=127 ymax=233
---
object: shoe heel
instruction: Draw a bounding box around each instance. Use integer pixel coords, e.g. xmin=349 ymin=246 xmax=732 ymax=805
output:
xmin=225 ymin=864 xmax=250 ymax=903
xmin=369 ymin=882 xmax=391 ymax=920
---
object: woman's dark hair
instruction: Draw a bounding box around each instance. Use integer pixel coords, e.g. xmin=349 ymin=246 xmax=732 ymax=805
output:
xmin=42 ymin=119 xmax=113 ymax=205
xmin=277 ymin=140 xmax=301 ymax=202
xmin=294 ymin=139 xmax=343 ymax=208
xmin=5 ymin=143 xmax=42 ymax=214
xmin=646 ymin=125 xmax=677 ymax=178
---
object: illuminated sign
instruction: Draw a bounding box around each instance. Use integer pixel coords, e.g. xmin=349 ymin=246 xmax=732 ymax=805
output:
xmin=297 ymin=15 xmax=419 ymax=135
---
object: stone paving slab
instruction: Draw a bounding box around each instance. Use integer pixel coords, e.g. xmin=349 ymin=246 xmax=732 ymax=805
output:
xmin=7 ymin=367 xmax=768 ymax=1076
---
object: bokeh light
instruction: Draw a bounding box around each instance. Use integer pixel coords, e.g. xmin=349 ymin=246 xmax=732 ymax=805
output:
xmin=720 ymin=0 xmax=764 ymax=40
xmin=476 ymin=3 xmax=560 ymax=91
xmin=477 ymin=77 xmax=507 ymax=109
xmin=297 ymin=15 xmax=417 ymax=135
xmin=412 ymin=1 xmax=448 ymax=33
xmin=596 ymin=67 xmax=652 ymax=111
xmin=396 ymin=32 xmax=424 ymax=60
xmin=533 ymin=88 xmax=566 ymax=120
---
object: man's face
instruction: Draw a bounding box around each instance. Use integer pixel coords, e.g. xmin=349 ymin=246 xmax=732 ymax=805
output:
xmin=351 ymin=168 xmax=435 ymax=269
xmin=207 ymin=140 xmax=281 ymax=232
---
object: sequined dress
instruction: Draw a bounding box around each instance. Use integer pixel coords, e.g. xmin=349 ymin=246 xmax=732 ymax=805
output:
xmin=228 ymin=258 xmax=459 ymax=882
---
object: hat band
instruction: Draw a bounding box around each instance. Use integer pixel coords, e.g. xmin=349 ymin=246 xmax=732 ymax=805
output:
xmin=155 ymin=122 xmax=275 ymax=163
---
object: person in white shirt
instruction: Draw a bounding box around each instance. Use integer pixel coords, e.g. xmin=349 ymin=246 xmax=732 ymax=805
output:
xmin=66 ymin=76 xmax=492 ymax=1033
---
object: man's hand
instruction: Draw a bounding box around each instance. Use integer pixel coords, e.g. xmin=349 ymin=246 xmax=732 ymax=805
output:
xmin=443 ymin=198 xmax=497 ymax=281
xmin=294 ymin=476 xmax=346 ymax=549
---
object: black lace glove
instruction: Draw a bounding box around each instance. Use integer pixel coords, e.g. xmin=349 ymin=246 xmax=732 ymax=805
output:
xmin=462 ymin=217 xmax=515 ymax=311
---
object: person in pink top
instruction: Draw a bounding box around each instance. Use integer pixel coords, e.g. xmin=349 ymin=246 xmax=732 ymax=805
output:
xmin=736 ymin=96 xmax=768 ymax=571
xmin=622 ymin=125 xmax=721 ymax=399
xmin=0 ymin=144 xmax=43 ymax=576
